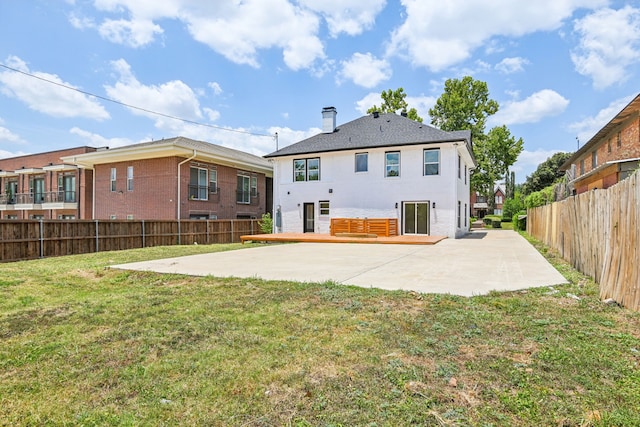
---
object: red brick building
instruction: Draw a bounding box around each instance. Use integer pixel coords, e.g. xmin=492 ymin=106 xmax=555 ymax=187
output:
xmin=470 ymin=185 xmax=505 ymax=218
xmin=62 ymin=137 xmax=273 ymax=220
xmin=0 ymin=146 xmax=97 ymax=219
xmin=561 ymin=94 xmax=640 ymax=194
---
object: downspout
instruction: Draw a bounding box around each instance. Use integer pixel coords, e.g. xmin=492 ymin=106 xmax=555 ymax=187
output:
xmin=88 ymin=167 xmax=95 ymax=220
xmin=177 ymin=150 xmax=197 ymax=220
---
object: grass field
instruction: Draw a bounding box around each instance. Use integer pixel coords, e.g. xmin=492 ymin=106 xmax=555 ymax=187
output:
xmin=1 ymin=238 xmax=639 ymax=426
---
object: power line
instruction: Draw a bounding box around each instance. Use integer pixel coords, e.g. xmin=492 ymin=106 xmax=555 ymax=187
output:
xmin=0 ymin=62 xmax=274 ymax=138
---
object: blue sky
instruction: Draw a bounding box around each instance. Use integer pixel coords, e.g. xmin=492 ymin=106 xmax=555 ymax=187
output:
xmin=1 ymin=0 xmax=639 ymax=182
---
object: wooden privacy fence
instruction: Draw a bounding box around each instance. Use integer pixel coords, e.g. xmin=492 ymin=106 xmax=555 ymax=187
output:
xmin=527 ymin=170 xmax=640 ymax=311
xmin=0 ymin=219 xmax=262 ymax=262
xmin=330 ymin=218 xmax=398 ymax=237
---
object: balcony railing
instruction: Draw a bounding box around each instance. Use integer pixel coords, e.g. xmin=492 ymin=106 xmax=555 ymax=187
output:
xmin=236 ymin=190 xmax=259 ymax=205
xmin=14 ymin=191 xmax=76 ymax=205
xmin=0 ymin=194 xmax=16 ymax=205
xmin=188 ymin=184 xmax=219 ymax=201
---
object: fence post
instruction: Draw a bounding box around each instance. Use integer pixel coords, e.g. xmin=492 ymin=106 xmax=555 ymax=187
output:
xmin=95 ymin=220 xmax=99 ymax=252
xmin=178 ymin=220 xmax=181 ymax=245
xmin=141 ymin=219 xmax=145 ymax=248
xmin=206 ymin=220 xmax=210 ymax=244
xmin=39 ymin=220 xmax=44 ymax=259
xmin=231 ymin=220 xmax=234 ymax=243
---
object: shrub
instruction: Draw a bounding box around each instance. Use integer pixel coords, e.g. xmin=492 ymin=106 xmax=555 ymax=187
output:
xmin=513 ymin=210 xmax=527 ymax=231
xmin=259 ymin=212 xmax=273 ymax=234
xmin=491 ymin=220 xmax=502 ymax=228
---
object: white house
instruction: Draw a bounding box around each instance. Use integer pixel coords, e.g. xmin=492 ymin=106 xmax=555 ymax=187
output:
xmin=264 ymin=107 xmax=476 ymax=239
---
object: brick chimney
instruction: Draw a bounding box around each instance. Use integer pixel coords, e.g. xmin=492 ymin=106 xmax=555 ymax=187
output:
xmin=322 ymin=107 xmax=337 ymax=133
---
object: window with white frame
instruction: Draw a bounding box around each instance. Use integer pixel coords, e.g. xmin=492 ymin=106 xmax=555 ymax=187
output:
xmin=110 ymin=168 xmax=117 ymax=192
xmin=355 ymin=152 xmax=368 ymax=172
xmin=457 ymin=201 xmax=461 ymax=228
xmin=127 ymin=166 xmax=133 ymax=191
xmin=293 ymin=158 xmax=320 ymax=181
xmin=237 ymin=174 xmax=250 ymax=204
xmin=458 ymin=154 xmax=461 ymax=179
xmin=251 ymin=175 xmax=258 ymax=197
xmin=385 ymin=151 xmax=400 ymax=177
xmin=189 ymin=167 xmax=208 ymax=200
xmin=319 ymin=200 xmax=330 ymax=215
xmin=209 ymin=169 xmax=217 ymax=193
xmin=495 ymin=195 xmax=503 ymax=204
xmin=424 ymin=148 xmax=440 ymax=175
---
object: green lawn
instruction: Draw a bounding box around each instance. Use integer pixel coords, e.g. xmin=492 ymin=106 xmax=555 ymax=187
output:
xmin=1 ymin=240 xmax=639 ymax=426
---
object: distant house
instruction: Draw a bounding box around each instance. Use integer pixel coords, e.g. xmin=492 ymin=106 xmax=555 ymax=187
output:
xmin=62 ymin=137 xmax=272 ymax=220
xmin=470 ymin=185 xmax=505 ymax=218
xmin=0 ymin=146 xmax=97 ymax=220
xmin=264 ymin=108 xmax=476 ymax=239
xmin=560 ymin=93 xmax=640 ymax=195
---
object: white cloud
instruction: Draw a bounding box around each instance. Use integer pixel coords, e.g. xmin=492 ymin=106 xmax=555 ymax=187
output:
xmin=490 ymin=89 xmax=569 ymax=126
xmin=83 ymin=0 xmax=326 ymax=70
xmin=388 ymin=0 xmax=607 ymax=71
xmin=203 ymin=108 xmax=220 ymax=122
xmin=568 ymin=94 xmax=635 ymax=144
xmin=208 ymin=82 xmax=223 ymax=96
xmin=299 ymin=0 xmax=387 ymax=36
xmin=338 ymin=53 xmax=391 ymax=88
xmin=571 ymin=6 xmax=640 ymax=89
xmin=104 ymin=59 xmax=204 ymax=125
xmin=98 ymin=18 xmax=163 ymax=48
xmin=0 ymin=118 xmax=25 ymax=144
xmin=70 ymin=127 xmax=139 ymax=148
xmin=495 ymin=57 xmax=530 ymax=74
xmin=0 ymin=56 xmax=110 ymax=120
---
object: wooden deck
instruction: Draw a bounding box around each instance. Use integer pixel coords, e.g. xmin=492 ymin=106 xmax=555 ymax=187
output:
xmin=240 ymin=232 xmax=446 ymax=245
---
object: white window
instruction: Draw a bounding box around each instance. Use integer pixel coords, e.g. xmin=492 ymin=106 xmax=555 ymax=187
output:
xmin=110 ymin=168 xmax=117 ymax=192
xmin=210 ymin=169 xmax=217 ymax=193
xmin=190 ymin=167 xmax=208 ymax=200
xmin=251 ymin=176 xmax=258 ymax=197
xmin=355 ymin=152 xmax=368 ymax=172
xmin=293 ymin=158 xmax=320 ymax=181
xmin=319 ymin=200 xmax=330 ymax=215
xmin=424 ymin=149 xmax=440 ymax=176
xmin=457 ymin=201 xmax=461 ymax=228
xmin=127 ymin=166 xmax=133 ymax=191
xmin=127 ymin=214 xmax=134 ymax=220
xmin=385 ymin=151 xmax=400 ymax=177
xmin=458 ymin=154 xmax=461 ymax=179
xmin=237 ymin=174 xmax=250 ymax=204
xmin=495 ymin=195 xmax=503 ymax=204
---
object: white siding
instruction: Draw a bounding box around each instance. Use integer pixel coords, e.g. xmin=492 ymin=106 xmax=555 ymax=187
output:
xmin=272 ymin=142 xmax=472 ymax=239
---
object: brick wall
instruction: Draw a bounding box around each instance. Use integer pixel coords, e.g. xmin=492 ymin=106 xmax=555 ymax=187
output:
xmin=95 ymin=156 xmax=268 ymax=220
xmin=574 ymin=117 xmax=640 ymax=177
xmin=0 ymin=147 xmax=97 ymax=219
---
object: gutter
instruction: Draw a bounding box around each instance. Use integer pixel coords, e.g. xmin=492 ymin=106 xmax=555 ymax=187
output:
xmin=177 ymin=150 xmax=197 ymax=220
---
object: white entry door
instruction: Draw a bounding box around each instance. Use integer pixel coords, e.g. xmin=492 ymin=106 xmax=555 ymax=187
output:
xmin=403 ymin=201 xmax=430 ymax=235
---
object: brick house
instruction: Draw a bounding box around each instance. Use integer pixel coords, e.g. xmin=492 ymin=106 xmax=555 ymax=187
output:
xmin=470 ymin=185 xmax=505 ymax=218
xmin=0 ymin=146 xmax=97 ymax=219
xmin=62 ymin=137 xmax=273 ymax=220
xmin=560 ymin=93 xmax=640 ymax=195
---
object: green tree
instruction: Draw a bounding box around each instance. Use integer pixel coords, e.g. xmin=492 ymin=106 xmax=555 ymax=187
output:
xmin=522 ymin=152 xmax=573 ymax=195
xmin=367 ymin=88 xmax=423 ymax=122
xmin=428 ymin=76 xmax=499 ymax=142
xmin=429 ymin=77 xmax=524 ymax=213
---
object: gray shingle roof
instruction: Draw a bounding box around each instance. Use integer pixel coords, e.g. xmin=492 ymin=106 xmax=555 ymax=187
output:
xmin=265 ymin=113 xmax=472 ymax=158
